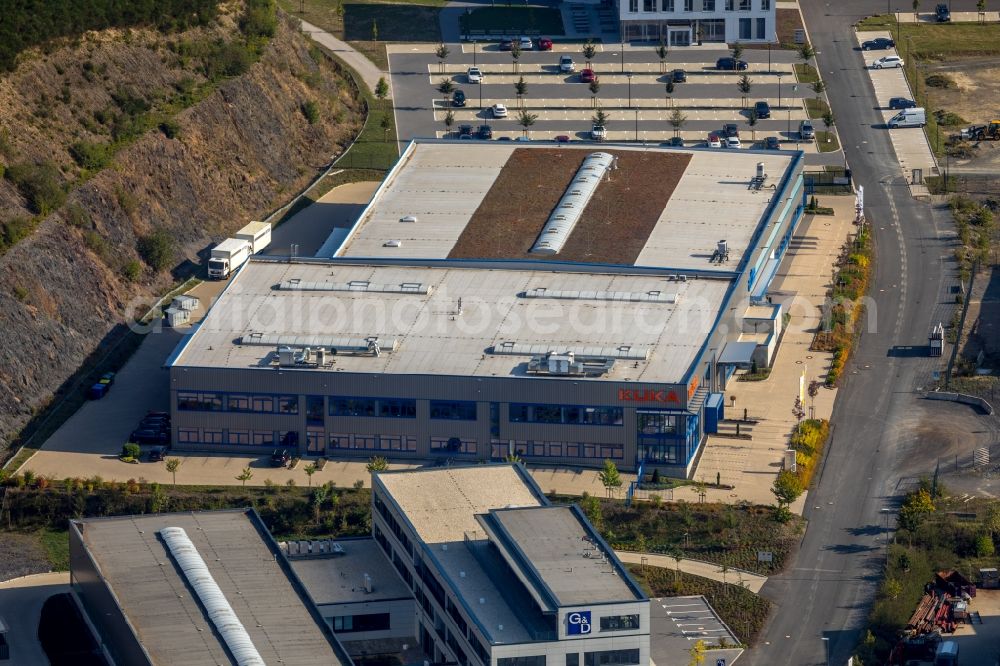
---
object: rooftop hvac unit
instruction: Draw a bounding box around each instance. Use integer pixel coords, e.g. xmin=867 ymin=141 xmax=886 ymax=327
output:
xmin=756 ymin=162 xmax=765 ymax=180
xmin=278 ymin=346 xmax=297 ymax=366
xmin=384 ymin=239 xmax=402 ymax=248
xmin=548 ymin=352 xmax=574 ymax=374
xmin=364 ymin=573 xmax=373 ymax=593
xmin=399 ymin=215 xmax=418 ymax=223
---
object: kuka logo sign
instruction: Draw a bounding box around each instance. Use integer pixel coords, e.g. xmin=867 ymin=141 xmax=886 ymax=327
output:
xmin=618 ymin=388 xmax=681 ymax=404
xmin=567 ymin=611 xmax=592 ymax=635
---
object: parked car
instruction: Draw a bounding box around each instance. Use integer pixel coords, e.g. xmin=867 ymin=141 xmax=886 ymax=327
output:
xmin=671 ymin=69 xmax=687 ymax=83
xmin=888 ymin=96 xmax=916 ymax=110
xmin=499 ymin=37 xmax=514 ymax=51
xmin=458 ymin=124 xmax=474 ymax=139
xmin=452 ymin=89 xmax=466 ymax=107
xmin=872 ymin=55 xmax=904 ymax=69
xmin=662 ymin=136 xmax=685 ymax=147
xmin=477 ymin=124 xmax=493 ymax=139
xmin=935 ymin=3 xmax=951 ymax=21
xmin=467 ymin=67 xmax=483 ymax=83
xmin=722 ymin=123 xmax=739 ymax=138
xmin=754 ymin=100 xmax=771 ymax=119
xmin=491 ymin=103 xmax=508 ymax=118
xmin=138 ymin=416 xmax=170 ymax=431
xmin=716 ymin=57 xmax=748 ymax=71
xmin=496 ymin=136 xmax=512 ymax=141
xmin=799 ymin=119 xmax=816 ymax=140
xmin=861 ymin=37 xmax=895 ymax=50
xmin=580 ymin=68 xmax=597 ymax=83
xmin=519 ymin=36 xmax=533 ymax=50
xmin=536 ymin=37 xmax=553 ymax=51
xmin=555 ymin=134 xmax=570 ymax=142
xmin=559 ymin=55 xmax=576 ymax=73
xmin=706 ymin=133 xmax=722 ymax=148
xmin=130 ymin=428 xmax=168 ymax=445
xmin=148 ymin=446 xmax=168 ymax=462
xmin=270 ymin=449 xmax=291 ymax=467
xmin=764 ymin=136 xmax=781 ymax=150
xmin=590 ymin=124 xmax=607 ymax=141
xmin=725 ymin=136 xmax=742 ymax=149
xmin=515 ymin=136 xmax=531 ymax=142
xmin=146 ymin=411 xmax=170 ymax=419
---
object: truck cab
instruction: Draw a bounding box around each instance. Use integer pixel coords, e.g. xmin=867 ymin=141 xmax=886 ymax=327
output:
xmin=208 ymin=237 xmax=251 ymax=279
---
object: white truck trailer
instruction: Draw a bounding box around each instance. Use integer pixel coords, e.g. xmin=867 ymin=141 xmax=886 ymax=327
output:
xmin=234 ymin=220 xmax=271 ymax=253
xmin=207 ymin=238 xmax=251 ymax=279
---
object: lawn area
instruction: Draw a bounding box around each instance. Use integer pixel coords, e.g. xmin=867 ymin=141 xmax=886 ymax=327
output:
xmin=857 ymin=15 xmax=1000 ymax=59
xmin=628 ymin=564 xmax=771 ymax=646
xmin=38 ymin=528 xmax=70 ymax=571
xmin=816 ymin=129 xmax=840 ymax=152
xmin=794 ymin=62 xmax=819 ymax=83
xmin=805 ymin=96 xmax=830 ymax=119
xmin=460 ymin=6 xmax=565 ymax=35
xmin=580 ymin=495 xmax=805 ymax=576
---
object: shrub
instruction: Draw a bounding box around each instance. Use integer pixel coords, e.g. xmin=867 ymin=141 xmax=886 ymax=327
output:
xmin=301 ymin=100 xmax=320 ymax=124
xmin=159 ymin=119 xmax=182 ymax=139
xmin=5 ymin=162 xmax=66 ymax=214
xmin=121 ymin=443 xmax=141 ymax=459
xmin=975 ymin=533 xmax=995 ymax=557
xmin=1 ymin=216 xmax=36 ymax=250
xmin=925 ymin=73 xmax=954 ymax=89
xmin=64 ymin=203 xmax=91 ymax=228
xmin=137 ymin=229 xmax=175 ymax=271
xmin=122 ymin=259 xmax=142 ymax=282
xmin=69 ymin=141 xmax=111 ymax=170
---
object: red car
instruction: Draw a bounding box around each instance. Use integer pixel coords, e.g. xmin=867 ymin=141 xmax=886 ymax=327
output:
xmin=555 ymin=135 xmax=570 ymax=143
xmin=580 ymin=68 xmax=597 ymax=83
xmin=536 ymin=37 xmax=553 ymax=51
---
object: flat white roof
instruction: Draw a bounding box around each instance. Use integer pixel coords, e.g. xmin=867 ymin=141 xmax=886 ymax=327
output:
xmin=333 ymin=142 xmax=795 ymax=272
xmin=172 ymin=259 xmax=731 ymax=383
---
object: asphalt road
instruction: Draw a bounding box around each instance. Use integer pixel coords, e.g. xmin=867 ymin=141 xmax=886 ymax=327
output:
xmin=743 ymin=2 xmax=969 ymax=664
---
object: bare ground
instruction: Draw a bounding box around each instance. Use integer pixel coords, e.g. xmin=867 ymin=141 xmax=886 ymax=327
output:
xmin=0 ymin=532 xmax=50 ymax=581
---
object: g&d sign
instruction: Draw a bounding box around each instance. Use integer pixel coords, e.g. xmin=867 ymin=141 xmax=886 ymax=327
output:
xmin=567 ymin=611 xmax=592 ymax=635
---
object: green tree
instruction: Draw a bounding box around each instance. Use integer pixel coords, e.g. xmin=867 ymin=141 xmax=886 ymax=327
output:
xmin=165 ymin=458 xmax=181 ymax=486
xmin=138 ymin=229 xmax=175 ymax=272
xmin=437 ymin=77 xmax=455 ymax=104
xmin=730 ymin=42 xmax=743 ymax=65
xmin=898 ymin=488 xmax=935 ymax=531
xmin=599 ymin=459 xmax=623 ymax=497
xmin=380 ymin=114 xmax=392 ymax=142
xmin=688 ymin=639 xmax=707 ymax=666
xmin=772 ymin=470 xmax=803 ymax=508
xmin=374 ymin=76 xmax=389 ymax=109
xmin=435 ymin=43 xmax=450 ymax=73
xmin=882 ymin=577 xmax=903 ymax=600
xmin=517 ymin=109 xmax=537 ymax=137
xmin=978 ymin=0 xmax=987 ymax=22
xmin=371 ymin=18 xmax=378 ymax=42
xmin=912 ymin=0 xmax=920 ymax=20
xmin=336 ymin=0 xmax=344 ymax=21
xmin=366 ymin=455 xmax=389 ymax=473
xmin=443 ymin=109 xmax=455 ymax=136
xmin=312 ymin=484 xmax=329 ymax=525
xmin=822 ymin=109 xmax=835 ymax=132
xmin=580 ymin=493 xmax=603 ymax=529
xmin=582 ymin=39 xmax=597 ymax=67
xmin=236 ymin=467 xmax=253 ymax=487
xmin=510 ymin=42 xmax=522 ymax=73
xmin=747 ymin=107 xmax=759 ymax=141
xmin=798 ymin=41 xmax=815 ymax=64
xmin=737 ymin=74 xmax=752 ymax=108
xmin=669 ymin=108 xmax=687 ymax=138
xmin=656 ymin=42 xmax=668 ymax=73
xmin=671 ymin=547 xmax=683 ymax=580
xmin=984 ymin=503 xmax=1000 ymax=537
xmin=304 ymin=462 xmax=318 ymax=487
xmin=811 ymin=79 xmax=826 ymax=99
xmin=977 ymin=533 xmax=996 ymax=557
xmin=514 ymin=76 xmax=527 ymax=107
xmin=122 ymin=442 xmax=141 ymax=459
xmin=589 ymin=80 xmax=601 ymax=107
xmin=592 ymin=108 xmax=610 ymax=127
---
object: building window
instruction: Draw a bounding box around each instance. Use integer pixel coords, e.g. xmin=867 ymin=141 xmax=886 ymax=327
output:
xmin=629 ymin=0 xmax=638 ymax=11
xmin=226 ymin=430 xmax=250 ymax=445
xmin=306 ymin=396 xmax=325 ymax=425
xmin=202 ymin=429 xmax=224 ymax=444
xmin=333 ymin=613 xmax=391 ymax=633
xmin=725 ymin=0 xmax=734 ymax=9
xmin=178 ymin=428 xmax=199 ymax=443
xmin=684 ymin=0 xmax=693 ymax=10
xmin=703 ymin=0 xmax=715 ymax=9
xmin=177 ymin=391 xmax=223 ymax=412
xmin=431 ymin=437 xmax=477 ymax=454
xmin=251 ymin=395 xmax=274 ymax=413
xmin=227 ymin=394 xmax=251 ymax=412
xmin=756 ymin=16 xmax=766 ymax=38
xmin=583 ymin=650 xmax=640 ymax=666
xmin=739 ymin=0 xmax=751 ymax=8
xmin=567 ymin=655 xmax=580 ymax=666
xmin=509 ymin=404 xmax=623 ymax=426
xmin=761 ymin=0 xmax=770 ymax=8
xmin=499 ymin=658 xmax=546 ymax=666
xmin=638 ymin=412 xmax=680 ymax=435
xmin=330 ymin=397 xmax=377 ymax=417
xmin=662 ymin=0 xmax=674 ymax=9
xmin=277 ymin=396 xmax=299 ymax=414
xmin=429 ymin=401 xmax=477 ymax=420
xmin=643 ymin=0 xmax=655 ymax=11
xmin=600 ymin=615 xmax=641 ymax=632
xmin=380 ymin=398 xmax=417 ymax=418
xmin=253 ymin=431 xmax=276 ymax=446
xmin=739 ymin=17 xmax=751 ymax=38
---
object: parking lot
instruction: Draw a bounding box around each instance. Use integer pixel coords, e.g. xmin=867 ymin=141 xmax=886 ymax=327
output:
xmin=389 ymin=42 xmax=840 ymax=162
xmin=651 ymin=596 xmax=743 ymax=665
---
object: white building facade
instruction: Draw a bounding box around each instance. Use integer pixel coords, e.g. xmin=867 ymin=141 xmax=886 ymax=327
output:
xmin=619 ymin=0 xmax=775 ymax=44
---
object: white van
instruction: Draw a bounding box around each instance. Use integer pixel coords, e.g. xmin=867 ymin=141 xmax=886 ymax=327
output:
xmin=888 ymin=107 xmax=926 ymax=129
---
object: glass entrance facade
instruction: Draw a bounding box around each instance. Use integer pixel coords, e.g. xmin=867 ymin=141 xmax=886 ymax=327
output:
xmin=636 ymin=410 xmax=701 ymax=467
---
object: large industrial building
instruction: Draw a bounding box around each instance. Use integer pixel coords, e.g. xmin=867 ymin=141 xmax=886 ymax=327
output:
xmin=167 ymin=140 xmax=804 ymax=476
xmin=68 ymin=465 xmax=651 ymax=666
xmin=618 ymin=0 xmax=776 ymax=45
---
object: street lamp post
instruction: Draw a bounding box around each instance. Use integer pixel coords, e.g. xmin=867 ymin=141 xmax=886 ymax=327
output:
xmin=821 ymin=637 xmax=830 ymax=666
xmin=479 ymin=80 xmax=483 ymax=115
xmin=627 ymin=72 xmax=633 ymax=108
xmin=621 ymin=40 xmax=625 ymax=73
xmin=635 ymin=107 xmax=639 ymax=141
xmin=777 ymin=71 xmax=783 ymax=109
xmin=472 ymin=40 xmax=477 ymax=67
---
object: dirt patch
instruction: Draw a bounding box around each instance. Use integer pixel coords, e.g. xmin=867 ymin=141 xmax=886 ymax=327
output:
xmin=925 ymin=61 xmax=1000 ymax=128
xmin=448 ymin=148 xmax=691 ymax=264
xmin=0 ymin=532 xmax=50 ymax=581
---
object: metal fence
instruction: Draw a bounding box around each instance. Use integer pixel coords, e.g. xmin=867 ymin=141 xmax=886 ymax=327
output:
xmin=803 ymin=167 xmax=852 ymax=194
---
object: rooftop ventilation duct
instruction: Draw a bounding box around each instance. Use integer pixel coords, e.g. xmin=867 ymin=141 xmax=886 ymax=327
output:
xmin=159 ymin=527 xmax=265 ymax=666
xmin=530 ymin=152 xmax=614 ymax=255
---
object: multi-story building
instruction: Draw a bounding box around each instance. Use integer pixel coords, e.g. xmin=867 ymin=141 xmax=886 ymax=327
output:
xmin=371 ymin=464 xmax=650 ymax=666
xmin=618 ymin=0 xmax=776 ymax=44
xmin=167 ymin=140 xmax=804 ymax=477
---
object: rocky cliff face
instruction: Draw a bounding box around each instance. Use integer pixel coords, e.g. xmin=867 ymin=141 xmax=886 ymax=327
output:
xmin=0 ymin=10 xmax=364 ymax=448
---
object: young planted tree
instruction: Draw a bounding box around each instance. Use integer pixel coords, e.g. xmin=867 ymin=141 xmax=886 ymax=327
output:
xmin=822 ymin=109 xmax=835 ymax=131
xmin=668 ymin=108 xmax=687 ymax=138
xmin=592 ymin=108 xmax=610 ymax=127
xmin=514 ymin=76 xmax=527 ymax=108
xmin=517 ymin=109 xmax=538 ymax=137
xmin=366 ymin=455 xmax=389 ymax=473
xmin=335 ymin=0 xmax=344 ymax=22
xmin=375 ymin=76 xmax=389 ymax=109
xmin=380 ymin=114 xmax=392 ymax=142
xmin=443 ymin=109 xmax=455 ymax=136
xmin=912 ymin=0 xmax=920 ymax=20
xmin=747 ymin=107 xmax=759 ymax=140
xmin=371 ymin=18 xmax=378 ymax=43
xmin=737 ymin=74 xmax=752 ymax=108
xmin=311 ymin=484 xmax=329 ymax=525
xmin=510 ymin=42 xmax=522 ymax=73
xmin=437 ymin=77 xmax=455 ymax=105
xmin=236 ymin=466 xmax=253 ymax=487
xmin=656 ymin=42 xmax=668 ymax=74
xmin=598 ymin=459 xmax=622 ymax=497
xmin=687 ymin=639 xmax=707 ymax=666
xmin=730 ymin=41 xmax=743 ymax=67
xmin=582 ymin=39 xmax=596 ymax=67
xmin=979 ymin=0 xmax=987 ymax=23
xmin=811 ymin=79 xmax=826 ymax=100
xmin=304 ymin=462 xmax=318 ymax=487
xmin=165 ymin=458 xmax=181 ymax=487
xmin=771 ymin=469 xmax=803 ymax=521
xmin=435 ymin=43 xmax=450 ymax=73
xmin=589 ymin=80 xmax=601 ymax=107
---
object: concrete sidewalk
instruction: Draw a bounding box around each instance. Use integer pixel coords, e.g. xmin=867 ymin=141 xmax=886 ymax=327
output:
xmin=896 ymin=10 xmax=1000 ymax=23
xmin=616 ymin=551 xmax=768 ymax=593
xmin=0 ymin=572 xmax=71 ymax=665
xmin=298 ymin=18 xmax=385 ymax=94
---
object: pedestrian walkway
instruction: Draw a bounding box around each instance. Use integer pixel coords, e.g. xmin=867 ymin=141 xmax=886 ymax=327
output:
xmin=615 ymin=551 xmax=768 ymax=593
xmin=434 ymin=62 xmax=796 ymax=76
xmin=895 ymin=10 xmax=1000 ymax=23
xmin=855 ymin=30 xmax=936 ymax=198
xmin=298 ymin=18 xmax=385 ymax=94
